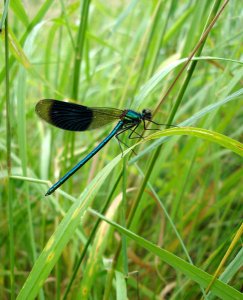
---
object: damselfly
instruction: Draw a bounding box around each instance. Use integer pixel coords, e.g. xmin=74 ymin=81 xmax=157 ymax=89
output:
xmin=36 ymin=99 xmax=165 ymax=196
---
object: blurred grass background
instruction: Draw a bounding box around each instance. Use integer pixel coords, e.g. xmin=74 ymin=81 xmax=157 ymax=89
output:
xmin=0 ymin=0 xmax=242 ymax=299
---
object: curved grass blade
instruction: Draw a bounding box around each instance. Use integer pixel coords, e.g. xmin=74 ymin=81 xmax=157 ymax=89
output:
xmin=143 ymin=127 xmax=243 ymax=156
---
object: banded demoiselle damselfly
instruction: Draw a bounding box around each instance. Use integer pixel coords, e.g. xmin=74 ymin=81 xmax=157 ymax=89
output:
xmin=36 ymin=99 xmax=163 ymax=196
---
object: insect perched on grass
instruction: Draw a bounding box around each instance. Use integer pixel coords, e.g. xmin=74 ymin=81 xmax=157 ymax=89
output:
xmin=36 ymin=99 xmax=165 ymax=196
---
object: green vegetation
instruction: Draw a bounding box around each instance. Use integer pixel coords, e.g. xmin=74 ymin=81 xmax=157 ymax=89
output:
xmin=1 ymin=0 xmax=242 ymax=299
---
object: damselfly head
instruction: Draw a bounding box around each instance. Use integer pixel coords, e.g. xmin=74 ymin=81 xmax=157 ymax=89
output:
xmin=142 ymin=109 xmax=152 ymax=121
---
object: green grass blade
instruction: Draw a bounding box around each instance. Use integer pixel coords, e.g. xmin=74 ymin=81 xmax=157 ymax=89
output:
xmin=72 ymin=0 xmax=91 ymax=99
xmin=142 ymin=127 xmax=242 ymax=157
xmin=16 ymin=151 xmax=127 ymax=300
xmin=89 ymin=209 xmax=242 ymax=300
xmin=10 ymin=0 xmax=29 ymax=26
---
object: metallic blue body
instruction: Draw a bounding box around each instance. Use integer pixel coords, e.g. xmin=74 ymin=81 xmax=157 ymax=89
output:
xmin=124 ymin=110 xmax=141 ymax=120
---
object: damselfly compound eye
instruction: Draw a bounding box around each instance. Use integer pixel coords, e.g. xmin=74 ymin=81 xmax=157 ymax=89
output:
xmin=142 ymin=109 xmax=152 ymax=120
